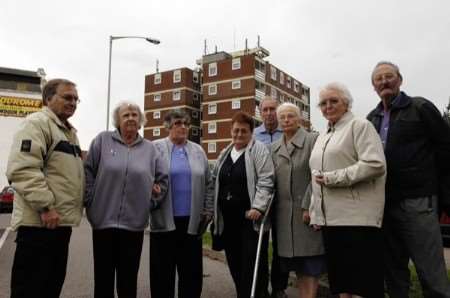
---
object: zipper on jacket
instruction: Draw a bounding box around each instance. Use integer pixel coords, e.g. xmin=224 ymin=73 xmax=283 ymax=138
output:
xmin=320 ymin=128 xmax=334 ymax=226
xmin=117 ymin=147 xmax=130 ymax=227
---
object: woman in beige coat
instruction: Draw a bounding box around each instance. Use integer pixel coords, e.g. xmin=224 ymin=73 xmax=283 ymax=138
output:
xmin=271 ymin=103 xmax=325 ymax=298
xmin=309 ymin=82 xmax=386 ymax=298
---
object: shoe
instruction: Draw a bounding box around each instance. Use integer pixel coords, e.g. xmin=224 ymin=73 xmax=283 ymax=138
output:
xmin=271 ymin=290 xmax=288 ymax=298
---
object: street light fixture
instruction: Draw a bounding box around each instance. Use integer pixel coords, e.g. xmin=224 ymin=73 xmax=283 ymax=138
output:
xmin=106 ymin=35 xmax=160 ymax=130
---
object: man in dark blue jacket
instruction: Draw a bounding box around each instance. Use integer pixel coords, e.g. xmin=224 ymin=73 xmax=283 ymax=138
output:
xmin=367 ymin=61 xmax=450 ymax=298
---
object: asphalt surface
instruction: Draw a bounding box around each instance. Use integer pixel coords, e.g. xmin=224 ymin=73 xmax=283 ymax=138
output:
xmin=0 ymin=215 xmax=301 ymax=298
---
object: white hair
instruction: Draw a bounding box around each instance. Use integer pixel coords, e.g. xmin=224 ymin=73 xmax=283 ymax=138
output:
xmin=318 ymin=82 xmax=353 ymax=110
xmin=276 ymin=102 xmax=302 ymax=119
xmin=112 ymin=101 xmax=147 ymax=129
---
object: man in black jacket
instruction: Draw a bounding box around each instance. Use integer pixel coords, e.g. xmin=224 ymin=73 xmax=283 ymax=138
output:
xmin=367 ymin=61 xmax=450 ymax=298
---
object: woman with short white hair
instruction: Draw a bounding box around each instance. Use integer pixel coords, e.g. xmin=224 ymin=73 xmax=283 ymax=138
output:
xmin=84 ymin=101 xmax=169 ymax=298
xmin=271 ymin=102 xmax=325 ymax=298
xmin=309 ymin=83 xmax=386 ymax=298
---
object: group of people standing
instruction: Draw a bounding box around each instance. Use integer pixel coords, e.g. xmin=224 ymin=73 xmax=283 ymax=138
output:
xmin=5 ymin=61 xmax=450 ymax=298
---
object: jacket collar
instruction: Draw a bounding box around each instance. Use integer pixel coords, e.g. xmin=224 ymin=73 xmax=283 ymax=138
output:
xmin=162 ymin=137 xmax=192 ymax=155
xmin=111 ymin=129 xmax=143 ymax=146
xmin=328 ymin=111 xmax=354 ymax=132
xmin=42 ymin=106 xmax=76 ymax=132
xmin=373 ymin=91 xmax=411 ymax=116
xmin=272 ymin=127 xmax=306 ymax=152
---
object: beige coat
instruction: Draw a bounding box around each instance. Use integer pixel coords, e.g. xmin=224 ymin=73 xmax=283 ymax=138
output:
xmin=7 ymin=107 xmax=84 ymax=230
xmin=309 ymin=112 xmax=386 ymax=227
xmin=271 ymin=128 xmax=324 ymax=257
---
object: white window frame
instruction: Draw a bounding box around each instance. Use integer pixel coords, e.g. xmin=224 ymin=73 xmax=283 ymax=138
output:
xmin=154 ymin=93 xmax=161 ymax=102
xmin=208 ymin=62 xmax=217 ymax=77
xmin=173 ymin=90 xmax=181 ymax=101
xmin=173 ymin=70 xmax=181 ymax=83
xmin=286 ymin=77 xmax=291 ymax=88
xmin=232 ymin=58 xmax=241 ymax=70
xmin=208 ymin=84 xmax=217 ymax=95
xmin=208 ymin=103 xmax=217 ymax=115
xmin=208 ymin=122 xmax=217 ymax=134
xmin=232 ymin=100 xmax=240 ymax=110
xmin=208 ymin=142 xmax=217 ymax=153
xmin=271 ymin=88 xmax=277 ymax=99
xmin=154 ymin=73 xmax=161 ymax=84
xmin=153 ymin=111 xmax=160 ymax=119
xmin=153 ymin=128 xmax=160 ymax=136
xmin=192 ymin=127 xmax=199 ymax=136
xmin=294 ymin=81 xmax=300 ymax=92
xmin=231 ymin=80 xmax=241 ymax=90
xmin=271 ymin=66 xmax=277 ymax=80
xmin=280 ymin=72 xmax=284 ymax=85
xmin=192 ymin=110 xmax=199 ymax=119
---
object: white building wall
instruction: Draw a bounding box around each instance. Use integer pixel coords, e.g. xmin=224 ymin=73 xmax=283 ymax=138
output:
xmin=0 ymin=116 xmax=23 ymax=187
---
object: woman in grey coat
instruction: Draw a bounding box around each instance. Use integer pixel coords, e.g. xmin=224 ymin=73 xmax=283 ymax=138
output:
xmin=150 ymin=110 xmax=213 ymax=298
xmin=271 ymin=103 xmax=325 ymax=298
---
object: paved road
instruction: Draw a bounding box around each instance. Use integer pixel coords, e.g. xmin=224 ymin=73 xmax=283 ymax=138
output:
xmin=0 ymin=215 xmax=300 ymax=298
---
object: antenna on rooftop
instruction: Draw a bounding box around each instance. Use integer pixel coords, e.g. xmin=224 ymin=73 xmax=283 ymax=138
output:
xmin=233 ymin=27 xmax=236 ymax=50
xmin=257 ymin=35 xmax=260 ymax=47
xmin=156 ymin=59 xmax=159 ymax=73
xmin=245 ymin=38 xmax=248 ymax=54
xmin=204 ymin=39 xmax=207 ymax=56
xmin=215 ymin=45 xmax=218 ymax=53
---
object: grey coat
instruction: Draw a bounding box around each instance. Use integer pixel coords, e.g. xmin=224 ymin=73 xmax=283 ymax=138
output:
xmin=211 ymin=139 xmax=275 ymax=235
xmin=84 ymin=131 xmax=168 ymax=231
xmin=150 ymin=138 xmax=214 ymax=235
xmin=271 ymin=128 xmax=324 ymax=257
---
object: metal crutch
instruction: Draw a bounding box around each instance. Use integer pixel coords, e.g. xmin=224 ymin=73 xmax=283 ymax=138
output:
xmin=250 ymin=193 xmax=274 ymax=298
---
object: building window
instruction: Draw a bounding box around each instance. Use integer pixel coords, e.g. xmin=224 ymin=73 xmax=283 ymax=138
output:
xmin=271 ymin=66 xmax=277 ymax=80
xmin=294 ymin=81 xmax=300 ymax=92
xmin=193 ymin=72 xmax=199 ymax=83
xmin=173 ymin=91 xmax=181 ymax=101
xmin=232 ymin=80 xmax=241 ymax=90
xmin=286 ymin=77 xmax=291 ymax=88
xmin=280 ymin=72 xmax=284 ymax=85
xmin=192 ymin=110 xmax=199 ymax=119
xmin=154 ymin=93 xmax=161 ymax=102
xmin=154 ymin=73 xmax=161 ymax=84
xmin=173 ymin=70 xmax=181 ymax=83
xmin=208 ymin=122 xmax=217 ymax=134
xmin=192 ymin=127 xmax=199 ymax=136
xmin=232 ymin=58 xmax=241 ymax=70
xmin=209 ymin=62 xmax=217 ymax=77
xmin=232 ymin=100 xmax=240 ymax=110
xmin=153 ymin=128 xmax=160 ymax=136
xmin=153 ymin=111 xmax=160 ymax=119
xmin=193 ymin=93 xmax=199 ymax=101
xmin=271 ymin=88 xmax=277 ymax=99
xmin=208 ymin=103 xmax=217 ymax=115
xmin=208 ymin=84 xmax=217 ymax=95
xmin=208 ymin=142 xmax=217 ymax=153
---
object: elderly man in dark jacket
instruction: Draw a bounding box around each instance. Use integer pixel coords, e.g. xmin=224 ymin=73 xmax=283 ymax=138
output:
xmin=367 ymin=61 xmax=450 ymax=298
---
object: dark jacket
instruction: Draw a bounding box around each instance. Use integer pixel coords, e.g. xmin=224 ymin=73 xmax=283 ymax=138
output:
xmin=367 ymin=92 xmax=450 ymax=209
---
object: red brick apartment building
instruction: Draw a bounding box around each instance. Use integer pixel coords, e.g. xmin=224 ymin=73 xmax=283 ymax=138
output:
xmin=144 ymin=46 xmax=311 ymax=161
xmin=144 ymin=67 xmax=202 ymax=143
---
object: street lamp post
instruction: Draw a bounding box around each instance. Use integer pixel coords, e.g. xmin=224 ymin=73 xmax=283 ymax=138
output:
xmin=106 ymin=35 xmax=160 ymax=130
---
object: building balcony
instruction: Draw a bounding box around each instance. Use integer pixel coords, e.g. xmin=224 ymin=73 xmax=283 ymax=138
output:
xmin=255 ymin=89 xmax=265 ymax=102
xmin=255 ymin=69 xmax=265 ymax=82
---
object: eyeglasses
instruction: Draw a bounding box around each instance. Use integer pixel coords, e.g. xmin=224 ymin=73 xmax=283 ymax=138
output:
xmin=318 ymin=98 xmax=340 ymax=108
xmin=58 ymin=94 xmax=80 ymax=104
xmin=172 ymin=120 xmax=190 ymax=127
xmin=373 ymin=73 xmax=397 ymax=85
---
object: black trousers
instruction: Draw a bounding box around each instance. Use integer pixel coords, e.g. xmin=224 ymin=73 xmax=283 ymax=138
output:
xmin=150 ymin=217 xmax=203 ymax=298
xmin=92 ymin=228 xmax=144 ymax=298
xmin=270 ymin=216 xmax=289 ymax=292
xmin=223 ymin=220 xmax=269 ymax=298
xmin=11 ymin=226 xmax=72 ymax=298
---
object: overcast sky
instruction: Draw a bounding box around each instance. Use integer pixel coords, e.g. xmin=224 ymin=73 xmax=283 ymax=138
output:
xmin=2 ymin=0 xmax=450 ymax=148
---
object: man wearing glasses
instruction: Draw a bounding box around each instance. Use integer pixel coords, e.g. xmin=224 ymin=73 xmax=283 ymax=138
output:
xmin=368 ymin=61 xmax=450 ymax=298
xmin=6 ymin=79 xmax=84 ymax=298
